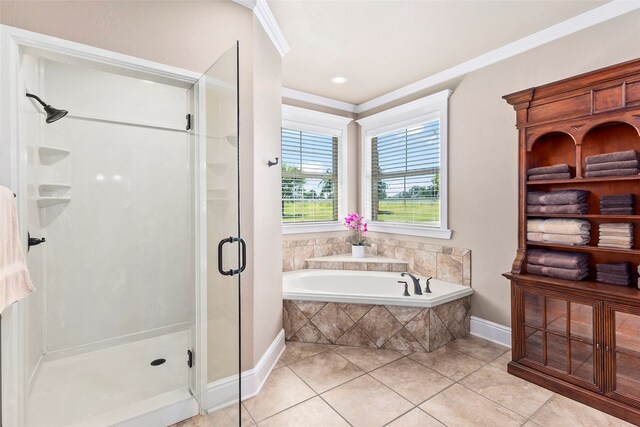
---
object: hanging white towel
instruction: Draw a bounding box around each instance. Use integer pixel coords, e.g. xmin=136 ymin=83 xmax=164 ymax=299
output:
xmin=0 ymin=185 xmax=34 ymax=314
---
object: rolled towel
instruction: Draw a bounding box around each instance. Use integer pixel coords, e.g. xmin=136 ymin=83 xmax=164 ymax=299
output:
xmin=527 ymin=232 xmax=589 ymax=245
xmin=585 ymin=168 xmax=639 ymax=178
xmin=527 ymin=190 xmax=588 ymax=205
xmin=586 ymin=160 xmax=640 ymax=172
xmin=529 ymin=173 xmax=572 ymax=181
xmin=527 ymin=164 xmax=570 ymax=176
xmin=527 ymin=204 xmax=588 ymax=215
xmin=527 ymin=249 xmax=589 ymax=270
xmin=527 ymin=219 xmax=590 ymax=235
xmin=585 ymin=150 xmax=638 ymax=165
xmin=527 ymin=263 xmax=588 ymax=281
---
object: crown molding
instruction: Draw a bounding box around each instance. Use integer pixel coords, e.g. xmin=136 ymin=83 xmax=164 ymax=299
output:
xmin=282 ymin=87 xmax=358 ymax=113
xmin=355 ymin=0 xmax=640 ymax=113
xmin=233 ymin=0 xmax=290 ymax=58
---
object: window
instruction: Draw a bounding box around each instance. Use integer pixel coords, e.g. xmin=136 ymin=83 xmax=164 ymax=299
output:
xmin=371 ymin=120 xmax=440 ymax=224
xmin=358 ymin=90 xmax=451 ymax=239
xmin=281 ymin=105 xmax=352 ymax=233
xmin=281 ymin=128 xmax=338 ymax=222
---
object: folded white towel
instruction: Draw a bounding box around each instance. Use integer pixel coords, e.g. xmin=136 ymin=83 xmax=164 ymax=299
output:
xmin=527 ymin=232 xmax=590 ymax=245
xmin=527 ymin=219 xmax=591 ymax=235
xmin=0 ymin=186 xmax=35 ymax=314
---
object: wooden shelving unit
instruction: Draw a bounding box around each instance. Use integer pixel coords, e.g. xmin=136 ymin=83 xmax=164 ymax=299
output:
xmin=503 ymin=58 xmax=640 ymax=424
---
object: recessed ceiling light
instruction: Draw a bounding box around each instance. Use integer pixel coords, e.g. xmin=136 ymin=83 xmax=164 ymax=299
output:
xmin=331 ymin=76 xmax=348 ymax=84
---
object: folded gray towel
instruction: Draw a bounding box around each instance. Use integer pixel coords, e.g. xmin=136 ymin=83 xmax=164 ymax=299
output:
xmin=586 ymin=160 xmax=640 ymax=172
xmin=527 ymin=249 xmax=589 ymax=270
xmin=597 ymin=262 xmax=631 ymax=273
xmin=527 ymin=263 xmax=588 ymax=281
xmin=596 ymin=275 xmax=630 ymax=286
xmin=600 ymin=207 xmax=634 ymax=215
xmin=585 ymin=168 xmax=639 ymax=178
xmin=585 ymin=150 xmax=638 ymax=165
xmin=527 ymin=190 xmax=588 ymax=205
xmin=600 ymin=201 xmax=634 ymax=207
xmin=527 ymin=204 xmax=588 ymax=215
xmin=529 ymin=173 xmax=572 ymax=181
xmin=601 ymin=194 xmax=634 ymax=205
xmin=527 ymin=164 xmax=570 ymax=176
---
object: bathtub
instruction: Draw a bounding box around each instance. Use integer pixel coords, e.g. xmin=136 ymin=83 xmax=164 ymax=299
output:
xmin=282 ymin=269 xmax=473 ymax=352
xmin=283 ymin=269 xmax=473 ymax=308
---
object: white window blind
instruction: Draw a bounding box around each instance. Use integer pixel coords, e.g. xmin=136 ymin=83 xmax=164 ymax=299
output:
xmin=281 ymin=128 xmax=338 ymax=222
xmin=371 ymin=120 xmax=440 ymax=225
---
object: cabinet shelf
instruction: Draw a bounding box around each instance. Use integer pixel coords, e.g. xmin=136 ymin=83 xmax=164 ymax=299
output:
xmin=527 ymin=175 xmax=640 ymax=186
xmin=526 ymin=242 xmax=640 ymax=256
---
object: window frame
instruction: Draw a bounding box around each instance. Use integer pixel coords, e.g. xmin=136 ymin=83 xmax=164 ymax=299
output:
xmin=281 ymin=104 xmax=352 ymax=234
xmin=357 ymin=89 xmax=452 ymax=239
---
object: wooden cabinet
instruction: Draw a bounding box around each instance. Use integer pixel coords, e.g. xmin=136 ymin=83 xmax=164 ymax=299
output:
xmin=504 ymin=58 xmax=640 ymax=424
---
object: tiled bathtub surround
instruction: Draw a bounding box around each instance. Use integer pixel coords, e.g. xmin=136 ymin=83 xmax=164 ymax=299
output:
xmin=283 ymin=297 xmax=471 ymax=352
xmin=305 ymin=254 xmax=408 ymax=272
xmin=282 ymin=236 xmax=471 ymax=286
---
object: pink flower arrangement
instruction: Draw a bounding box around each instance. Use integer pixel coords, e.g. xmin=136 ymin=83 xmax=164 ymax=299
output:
xmin=344 ymin=212 xmax=369 ymax=246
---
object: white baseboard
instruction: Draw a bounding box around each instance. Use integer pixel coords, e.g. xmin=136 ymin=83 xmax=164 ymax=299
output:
xmin=470 ymin=316 xmax=512 ymax=348
xmin=80 ymin=388 xmax=199 ymax=427
xmin=205 ymin=329 xmax=285 ymax=412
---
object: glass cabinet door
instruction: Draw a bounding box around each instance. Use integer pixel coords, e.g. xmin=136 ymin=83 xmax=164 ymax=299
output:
xmin=521 ymin=290 xmax=599 ymax=390
xmin=607 ymin=306 xmax=640 ymax=406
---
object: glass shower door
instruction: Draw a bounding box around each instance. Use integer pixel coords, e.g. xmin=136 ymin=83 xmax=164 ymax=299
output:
xmin=189 ymin=42 xmax=242 ymax=420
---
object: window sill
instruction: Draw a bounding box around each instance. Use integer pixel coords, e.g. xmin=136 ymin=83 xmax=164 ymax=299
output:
xmin=368 ymin=222 xmax=453 ymax=239
xmin=282 ymin=221 xmax=345 ymax=234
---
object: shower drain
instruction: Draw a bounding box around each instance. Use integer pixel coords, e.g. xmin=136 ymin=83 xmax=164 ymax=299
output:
xmin=150 ymin=358 xmax=166 ymax=366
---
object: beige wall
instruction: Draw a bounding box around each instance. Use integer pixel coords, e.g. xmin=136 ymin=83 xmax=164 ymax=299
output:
xmin=251 ymin=20 xmax=284 ymax=365
xmin=359 ymin=11 xmax=640 ymax=327
xmin=281 ymin=11 xmax=640 ymax=328
xmin=1 ymin=1 xmax=283 ymax=371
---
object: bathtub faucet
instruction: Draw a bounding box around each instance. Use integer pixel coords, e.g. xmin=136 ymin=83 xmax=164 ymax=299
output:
xmin=401 ymin=272 xmax=422 ymax=295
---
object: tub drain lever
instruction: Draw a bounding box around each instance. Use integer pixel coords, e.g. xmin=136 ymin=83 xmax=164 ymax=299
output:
xmin=398 ymin=281 xmax=410 ymax=297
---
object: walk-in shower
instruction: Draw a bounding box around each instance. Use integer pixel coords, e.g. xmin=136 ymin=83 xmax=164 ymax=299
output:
xmin=1 ymin=27 xmax=242 ymax=427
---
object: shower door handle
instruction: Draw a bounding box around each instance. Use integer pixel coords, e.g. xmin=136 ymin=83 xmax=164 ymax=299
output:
xmin=218 ymin=236 xmax=247 ymax=276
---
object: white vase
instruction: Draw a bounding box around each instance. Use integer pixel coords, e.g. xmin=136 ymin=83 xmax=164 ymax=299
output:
xmin=352 ymin=245 xmax=365 ymax=258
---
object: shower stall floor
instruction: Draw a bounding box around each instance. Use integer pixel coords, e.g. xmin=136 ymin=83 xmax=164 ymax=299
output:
xmin=28 ymin=330 xmax=190 ymax=427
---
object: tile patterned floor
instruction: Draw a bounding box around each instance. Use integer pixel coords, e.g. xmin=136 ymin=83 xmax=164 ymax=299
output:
xmin=175 ymin=336 xmax=632 ymax=427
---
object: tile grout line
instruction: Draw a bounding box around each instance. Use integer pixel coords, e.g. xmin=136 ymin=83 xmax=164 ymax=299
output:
xmin=241 ymin=402 xmax=258 ymax=426
xmin=524 ymin=392 xmax=556 ymax=425
xmin=285 ymin=353 xmax=356 ymax=426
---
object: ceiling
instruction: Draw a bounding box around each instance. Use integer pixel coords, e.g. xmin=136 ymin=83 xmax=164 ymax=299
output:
xmin=269 ymin=0 xmax=607 ymax=105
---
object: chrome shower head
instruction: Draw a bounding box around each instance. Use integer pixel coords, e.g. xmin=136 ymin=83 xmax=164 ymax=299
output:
xmin=26 ymin=93 xmax=68 ymax=124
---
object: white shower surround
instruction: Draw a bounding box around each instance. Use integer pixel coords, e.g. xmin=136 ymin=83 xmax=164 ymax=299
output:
xmin=0 ymin=25 xmax=207 ymax=427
